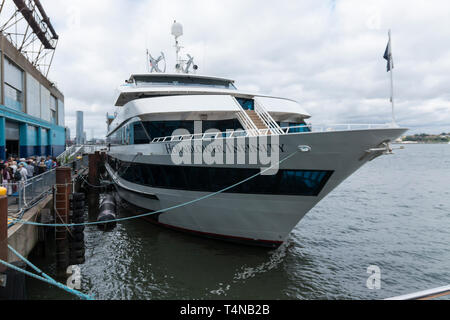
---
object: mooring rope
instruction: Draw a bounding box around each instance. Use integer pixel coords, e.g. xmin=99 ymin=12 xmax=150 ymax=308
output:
xmin=76 ymin=173 xmax=114 ymax=189
xmin=10 ymin=149 xmax=300 ymax=228
xmin=75 ymin=152 xmax=141 ymax=189
xmin=0 ymin=254 xmax=93 ymax=300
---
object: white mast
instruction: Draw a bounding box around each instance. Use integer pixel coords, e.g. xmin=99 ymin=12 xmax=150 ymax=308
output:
xmin=171 ymin=20 xmax=183 ymax=73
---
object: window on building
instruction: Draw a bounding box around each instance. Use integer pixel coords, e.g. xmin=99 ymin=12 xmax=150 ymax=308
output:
xmin=51 ymin=109 xmax=57 ymax=124
xmin=4 ymin=57 xmax=24 ymax=112
xmin=4 ymin=83 xmax=23 ymax=111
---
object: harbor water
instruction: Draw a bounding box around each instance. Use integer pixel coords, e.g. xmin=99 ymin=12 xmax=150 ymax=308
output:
xmin=26 ymin=144 xmax=450 ymax=300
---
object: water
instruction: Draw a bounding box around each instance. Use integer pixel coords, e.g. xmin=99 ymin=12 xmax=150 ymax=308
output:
xmin=26 ymin=144 xmax=450 ymax=300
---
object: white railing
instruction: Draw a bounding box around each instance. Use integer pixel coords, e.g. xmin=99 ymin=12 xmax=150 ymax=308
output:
xmin=150 ymin=123 xmax=393 ymax=143
xmin=82 ymin=144 xmax=108 ymax=154
xmin=386 ymin=284 xmax=450 ymax=300
xmin=57 ymin=145 xmax=77 ymax=162
xmin=254 ymin=100 xmax=284 ymax=135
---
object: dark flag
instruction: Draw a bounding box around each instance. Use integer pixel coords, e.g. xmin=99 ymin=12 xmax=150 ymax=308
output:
xmin=383 ymin=40 xmax=393 ymax=72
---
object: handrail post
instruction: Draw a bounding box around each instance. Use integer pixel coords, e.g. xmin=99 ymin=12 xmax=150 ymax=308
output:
xmin=0 ymin=195 xmax=8 ymax=273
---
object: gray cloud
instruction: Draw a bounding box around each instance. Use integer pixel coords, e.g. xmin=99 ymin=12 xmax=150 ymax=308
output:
xmin=41 ymin=0 xmax=450 ymax=138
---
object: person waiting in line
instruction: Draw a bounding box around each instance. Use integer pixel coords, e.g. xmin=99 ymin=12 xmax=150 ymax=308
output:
xmin=45 ymin=156 xmax=53 ymax=170
xmin=15 ymin=163 xmax=28 ymax=182
xmin=10 ymin=160 xmax=18 ymax=174
xmin=4 ymin=163 xmax=13 ymax=195
xmin=0 ymin=163 xmax=4 ymax=188
xmin=15 ymin=163 xmax=28 ymax=202
xmin=37 ymin=160 xmax=47 ymax=175
xmin=26 ymin=159 xmax=35 ymax=178
xmin=19 ymin=158 xmax=27 ymax=167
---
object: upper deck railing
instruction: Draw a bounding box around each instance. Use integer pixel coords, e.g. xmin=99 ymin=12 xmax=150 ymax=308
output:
xmin=150 ymin=123 xmax=394 ymax=143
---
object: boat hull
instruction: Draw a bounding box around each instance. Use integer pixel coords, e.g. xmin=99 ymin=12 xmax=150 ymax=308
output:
xmin=106 ymin=128 xmax=407 ymax=247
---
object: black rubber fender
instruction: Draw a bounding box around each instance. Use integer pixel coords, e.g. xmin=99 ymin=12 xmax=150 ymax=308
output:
xmin=69 ymin=240 xmax=85 ymax=250
xmin=71 ymin=193 xmax=86 ymax=201
xmin=71 ymin=209 xmax=85 ymax=218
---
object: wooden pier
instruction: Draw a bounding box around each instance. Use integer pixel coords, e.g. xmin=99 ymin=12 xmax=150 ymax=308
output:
xmin=0 ymin=149 xmax=104 ymax=299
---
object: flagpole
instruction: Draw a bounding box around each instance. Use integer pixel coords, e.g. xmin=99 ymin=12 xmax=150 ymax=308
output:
xmin=388 ymin=29 xmax=398 ymax=127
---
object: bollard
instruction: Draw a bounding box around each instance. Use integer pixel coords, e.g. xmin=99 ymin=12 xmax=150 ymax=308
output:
xmin=55 ymin=167 xmax=72 ymax=275
xmin=88 ymin=152 xmax=100 ymax=187
xmin=99 ymin=152 xmax=107 ymax=176
xmin=0 ymin=193 xmax=7 ymax=274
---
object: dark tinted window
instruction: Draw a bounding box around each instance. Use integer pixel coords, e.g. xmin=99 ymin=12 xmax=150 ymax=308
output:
xmin=108 ymin=156 xmax=332 ymax=196
xmin=135 ymin=120 xmax=244 ymax=143
xmin=133 ymin=76 xmax=237 ymax=90
xmin=236 ymin=98 xmax=254 ymax=111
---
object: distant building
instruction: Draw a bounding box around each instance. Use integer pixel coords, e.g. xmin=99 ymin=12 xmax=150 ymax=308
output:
xmin=76 ymin=111 xmax=84 ymax=145
xmin=65 ymin=126 xmax=71 ymax=145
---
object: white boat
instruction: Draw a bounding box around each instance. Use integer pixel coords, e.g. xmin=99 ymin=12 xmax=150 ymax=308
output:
xmin=105 ymin=22 xmax=407 ymax=247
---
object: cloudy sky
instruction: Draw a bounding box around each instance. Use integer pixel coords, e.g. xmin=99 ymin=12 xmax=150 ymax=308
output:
xmin=38 ymin=0 xmax=450 ymax=138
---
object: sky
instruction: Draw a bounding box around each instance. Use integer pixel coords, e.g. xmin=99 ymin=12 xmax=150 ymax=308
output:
xmin=36 ymin=0 xmax=450 ymax=138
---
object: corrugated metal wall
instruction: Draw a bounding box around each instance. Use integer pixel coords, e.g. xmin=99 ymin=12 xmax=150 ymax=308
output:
xmin=26 ymin=73 xmax=41 ymax=118
xmin=3 ymin=57 xmax=65 ymax=128
xmin=57 ymin=99 xmax=64 ymax=126
xmin=4 ymin=57 xmax=24 ymax=112
xmin=5 ymin=120 xmax=19 ymax=140
xmin=4 ymin=57 xmax=23 ymax=90
xmin=40 ymin=85 xmax=50 ymax=122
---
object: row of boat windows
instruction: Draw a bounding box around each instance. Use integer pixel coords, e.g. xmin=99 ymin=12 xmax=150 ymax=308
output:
xmin=132 ymin=76 xmax=237 ymax=90
xmin=108 ymin=120 xmax=310 ymax=145
xmin=109 ymin=120 xmax=244 ymax=145
xmin=108 ymin=156 xmax=333 ymax=196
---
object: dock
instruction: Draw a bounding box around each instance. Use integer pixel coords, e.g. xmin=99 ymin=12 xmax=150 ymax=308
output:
xmin=0 ymin=145 xmax=106 ymax=299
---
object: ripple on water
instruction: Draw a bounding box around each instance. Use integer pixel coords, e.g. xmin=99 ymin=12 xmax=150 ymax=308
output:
xmin=25 ymin=144 xmax=450 ymax=300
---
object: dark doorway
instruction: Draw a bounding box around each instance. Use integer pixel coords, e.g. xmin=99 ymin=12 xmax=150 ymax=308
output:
xmin=6 ymin=140 xmax=19 ymax=159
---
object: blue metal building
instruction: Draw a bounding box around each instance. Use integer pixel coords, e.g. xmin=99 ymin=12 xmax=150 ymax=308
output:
xmin=0 ymin=34 xmax=65 ymax=160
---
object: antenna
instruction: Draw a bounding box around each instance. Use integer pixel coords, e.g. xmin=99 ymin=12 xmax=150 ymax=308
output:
xmin=172 ymin=20 xmax=183 ymax=72
xmin=148 ymin=52 xmax=166 ymax=73
xmin=171 ymin=20 xmax=199 ymax=74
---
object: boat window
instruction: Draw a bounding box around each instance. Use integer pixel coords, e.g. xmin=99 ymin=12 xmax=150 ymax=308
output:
xmin=133 ymin=75 xmax=237 ymax=90
xmin=133 ymin=120 xmax=244 ymax=144
xmin=236 ymin=98 xmax=254 ymax=111
xmin=279 ymin=121 xmax=311 ymax=133
xmin=108 ymin=156 xmax=333 ymax=197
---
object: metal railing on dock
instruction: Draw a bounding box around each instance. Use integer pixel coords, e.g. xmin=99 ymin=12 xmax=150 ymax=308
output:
xmin=5 ymin=169 xmax=56 ymax=215
xmin=5 ymin=154 xmax=92 ymax=216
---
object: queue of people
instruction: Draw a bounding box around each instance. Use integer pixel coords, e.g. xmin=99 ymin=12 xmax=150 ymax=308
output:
xmin=0 ymin=156 xmax=59 ymax=196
